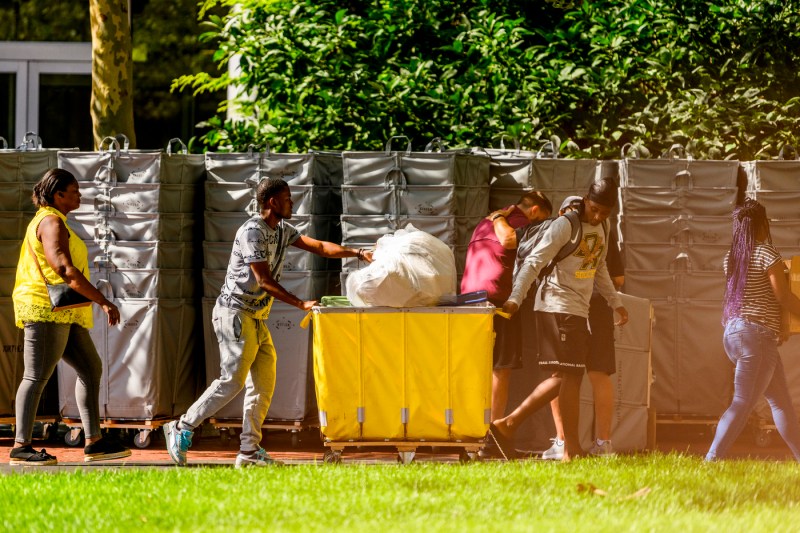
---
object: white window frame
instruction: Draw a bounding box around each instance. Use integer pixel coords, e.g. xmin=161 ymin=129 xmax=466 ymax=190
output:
xmin=0 ymin=42 xmax=91 ymax=146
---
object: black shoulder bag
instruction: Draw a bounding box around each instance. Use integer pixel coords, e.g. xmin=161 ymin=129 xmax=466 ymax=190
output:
xmin=26 ymin=238 xmax=92 ymax=312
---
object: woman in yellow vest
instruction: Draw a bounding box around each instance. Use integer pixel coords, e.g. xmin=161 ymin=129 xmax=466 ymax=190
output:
xmin=9 ymin=168 xmax=130 ymax=466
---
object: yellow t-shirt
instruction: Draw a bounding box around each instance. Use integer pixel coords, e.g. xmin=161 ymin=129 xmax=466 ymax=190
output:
xmin=12 ymin=206 xmax=93 ymax=329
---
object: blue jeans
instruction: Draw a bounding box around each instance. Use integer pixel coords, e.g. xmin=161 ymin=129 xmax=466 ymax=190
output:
xmin=706 ymin=318 xmax=800 ymax=461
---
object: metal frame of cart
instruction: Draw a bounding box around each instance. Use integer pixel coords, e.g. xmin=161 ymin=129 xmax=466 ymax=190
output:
xmin=60 ymin=416 xmax=173 ymax=449
xmin=208 ymin=416 xmax=320 ymax=448
xmin=322 ymin=438 xmax=486 ymax=464
xmin=0 ymin=415 xmax=60 ymax=441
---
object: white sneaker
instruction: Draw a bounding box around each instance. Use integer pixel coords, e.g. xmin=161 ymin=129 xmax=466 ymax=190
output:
xmin=541 ymin=438 xmax=564 ymax=460
xmin=589 ymin=439 xmax=615 ymax=456
xmin=235 ymin=447 xmax=283 ymax=468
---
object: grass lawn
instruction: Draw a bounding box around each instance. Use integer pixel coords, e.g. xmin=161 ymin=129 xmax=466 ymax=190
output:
xmin=2 ymin=453 xmax=799 ymax=531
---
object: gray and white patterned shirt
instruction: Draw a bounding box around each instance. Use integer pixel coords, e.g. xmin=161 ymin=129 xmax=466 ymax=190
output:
xmin=217 ymin=215 xmax=300 ymax=318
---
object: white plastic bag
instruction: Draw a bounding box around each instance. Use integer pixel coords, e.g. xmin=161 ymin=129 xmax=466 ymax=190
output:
xmin=346 ymin=224 xmax=456 ymax=307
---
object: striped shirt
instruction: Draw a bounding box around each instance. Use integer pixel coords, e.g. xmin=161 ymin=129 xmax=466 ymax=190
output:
xmin=724 ymin=243 xmax=783 ymax=334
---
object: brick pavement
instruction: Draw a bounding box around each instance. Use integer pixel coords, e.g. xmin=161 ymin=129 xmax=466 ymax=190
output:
xmin=1 ymin=422 xmax=796 ymax=472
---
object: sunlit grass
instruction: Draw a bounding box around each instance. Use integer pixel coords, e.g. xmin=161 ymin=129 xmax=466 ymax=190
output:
xmin=2 ymin=453 xmax=800 ymax=531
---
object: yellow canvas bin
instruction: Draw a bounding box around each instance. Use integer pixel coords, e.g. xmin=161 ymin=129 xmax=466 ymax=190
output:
xmin=311 ymin=305 xmax=493 ymax=443
xmin=311 ymin=309 xmax=362 ymax=442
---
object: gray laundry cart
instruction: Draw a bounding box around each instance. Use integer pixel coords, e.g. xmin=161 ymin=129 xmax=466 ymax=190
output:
xmin=0 ymin=136 xmax=68 ymax=438
xmin=57 ymin=138 xmax=205 ymax=448
xmin=618 ymin=146 xmax=739 ymax=429
xmin=341 ymin=137 xmax=488 ymax=286
xmin=58 ymin=297 xmax=198 ymax=448
xmin=578 ymin=292 xmax=655 ymax=452
xmin=0 ymin=298 xmax=24 ymax=418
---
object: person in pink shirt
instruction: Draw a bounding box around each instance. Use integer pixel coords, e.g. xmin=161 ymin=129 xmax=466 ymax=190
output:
xmin=461 ymin=191 xmax=552 ymax=423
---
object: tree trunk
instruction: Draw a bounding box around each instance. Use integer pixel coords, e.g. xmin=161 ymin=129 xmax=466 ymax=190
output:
xmin=89 ymin=0 xmax=136 ymax=149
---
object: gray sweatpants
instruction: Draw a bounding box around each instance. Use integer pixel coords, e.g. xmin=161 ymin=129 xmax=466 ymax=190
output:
xmin=180 ymin=304 xmax=277 ymax=452
xmin=16 ymin=321 xmax=102 ymax=444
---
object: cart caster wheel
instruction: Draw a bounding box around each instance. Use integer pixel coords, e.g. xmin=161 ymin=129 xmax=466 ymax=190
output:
xmin=133 ymin=429 xmax=152 ymax=449
xmin=40 ymin=423 xmax=58 ymax=442
xmin=397 ymin=451 xmax=416 ymax=465
xmin=323 ymin=451 xmax=342 ymax=464
xmin=64 ymin=427 xmax=83 ymax=447
xmin=755 ymin=429 xmax=773 ymax=448
xmin=291 ymin=432 xmax=300 ymax=448
xmin=220 ymin=428 xmax=232 ymax=445
xmin=459 ymin=450 xmax=478 ymax=463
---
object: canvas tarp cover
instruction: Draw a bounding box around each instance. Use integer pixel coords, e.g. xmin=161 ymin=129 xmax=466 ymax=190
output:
xmin=0 ymin=150 xmax=61 ymax=182
xmin=620 ymin=158 xmax=739 ymax=188
xmin=75 ymin=183 xmax=196 ymax=214
xmin=579 ymin=401 xmax=649 ymax=452
xmin=58 ymin=298 xmax=198 ymax=419
xmin=647 ymin=299 xmax=732 ymax=416
xmin=743 ymin=160 xmax=800 ymax=192
xmin=0 ymin=298 xmax=23 ymax=415
xmin=619 ymin=215 xmax=731 ymax=246
xmin=340 ymin=214 xmax=456 ymax=246
xmin=67 ymin=212 xmax=196 ymax=242
xmin=620 ymin=187 xmax=737 ymax=216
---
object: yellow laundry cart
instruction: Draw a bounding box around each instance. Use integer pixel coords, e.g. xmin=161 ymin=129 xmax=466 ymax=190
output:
xmin=310 ymin=305 xmax=494 ymax=463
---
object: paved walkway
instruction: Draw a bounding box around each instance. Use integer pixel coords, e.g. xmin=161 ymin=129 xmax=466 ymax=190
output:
xmin=1 ymin=423 xmax=796 ymax=473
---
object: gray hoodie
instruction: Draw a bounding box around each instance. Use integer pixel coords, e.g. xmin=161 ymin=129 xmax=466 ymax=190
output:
xmin=507 ymin=215 xmax=622 ymax=318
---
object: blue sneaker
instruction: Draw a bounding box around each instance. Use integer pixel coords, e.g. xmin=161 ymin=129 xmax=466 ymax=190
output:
xmin=164 ymin=420 xmax=193 ymax=466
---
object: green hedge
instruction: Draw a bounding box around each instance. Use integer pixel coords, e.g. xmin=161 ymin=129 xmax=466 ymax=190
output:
xmin=176 ymin=0 xmax=800 ymax=159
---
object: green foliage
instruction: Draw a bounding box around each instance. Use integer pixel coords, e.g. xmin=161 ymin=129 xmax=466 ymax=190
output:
xmin=0 ymin=1 xmax=90 ymax=41
xmin=131 ymin=0 xmax=224 ymax=128
xmin=177 ymin=0 xmax=800 ymax=159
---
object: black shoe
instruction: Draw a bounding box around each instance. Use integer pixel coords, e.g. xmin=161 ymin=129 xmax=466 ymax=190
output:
xmin=84 ymin=437 xmax=132 ymax=463
xmin=478 ymin=437 xmax=505 ymax=459
xmin=488 ymin=423 xmax=519 ymax=460
xmin=9 ymin=445 xmax=58 ymax=466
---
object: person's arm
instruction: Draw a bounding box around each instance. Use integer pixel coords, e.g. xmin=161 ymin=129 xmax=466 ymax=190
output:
xmin=594 ymin=226 xmax=627 ymax=325
xmin=250 ymin=261 xmax=317 ymax=311
xmin=502 ymin=218 xmax=569 ymax=314
xmin=487 ymin=207 xmax=517 ymax=249
xmin=291 ymin=235 xmax=374 ymax=263
xmin=768 ymin=262 xmax=800 ymax=316
xmin=594 ymin=258 xmax=628 ymax=326
xmin=38 ymin=216 xmax=120 ymax=325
